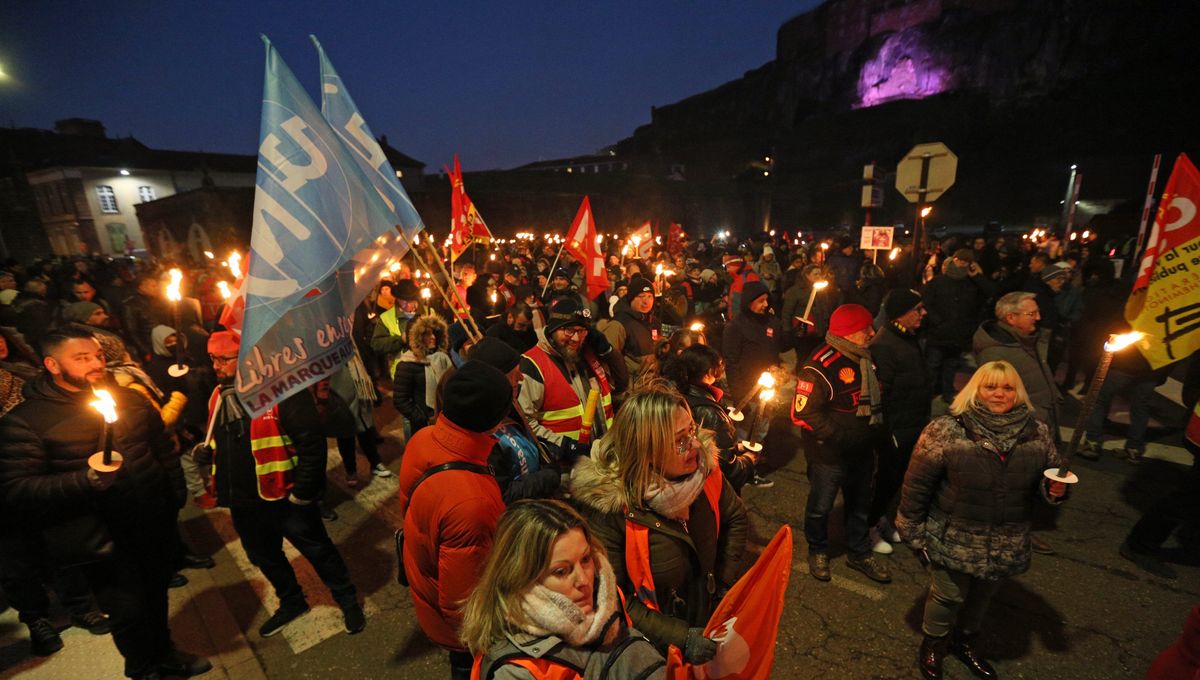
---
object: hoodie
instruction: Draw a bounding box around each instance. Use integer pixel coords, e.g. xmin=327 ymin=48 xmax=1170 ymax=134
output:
xmin=972 ymin=320 xmax=1060 ymax=431
xmin=720 ymin=280 xmax=780 ymax=398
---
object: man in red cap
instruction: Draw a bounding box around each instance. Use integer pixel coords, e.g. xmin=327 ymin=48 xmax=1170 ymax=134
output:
xmin=791 ymin=303 xmax=891 ymax=584
xmin=200 ymin=331 xmax=365 ymax=638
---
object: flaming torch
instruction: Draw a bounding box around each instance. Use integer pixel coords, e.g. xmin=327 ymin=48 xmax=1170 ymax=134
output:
xmin=729 ymin=371 xmax=776 ymax=422
xmin=165 ymin=268 xmax=189 ymax=377
xmin=216 ymin=280 xmax=232 ymax=301
xmin=1047 ymin=331 xmax=1145 ymax=485
xmin=797 ymin=280 xmax=829 ymax=327
xmin=89 ymin=389 xmax=122 ymax=471
xmin=741 ymin=387 xmax=776 ymax=453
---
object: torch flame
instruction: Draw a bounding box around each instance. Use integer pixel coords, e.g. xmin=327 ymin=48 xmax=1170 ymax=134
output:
xmin=757 ymin=372 xmax=776 ymax=389
xmin=1104 ymin=331 xmax=1144 ymax=353
xmin=165 ymin=268 xmax=183 ymax=303
xmin=490 ymin=292 xmax=498 ymax=304
xmin=655 ymin=263 xmax=664 ymax=276
xmin=689 ymin=322 xmax=705 ymax=332
xmin=388 ymin=261 xmax=402 ymax=273
xmin=819 ymin=242 xmax=829 ymax=250
xmin=759 ymin=388 xmax=776 ymax=402
xmin=813 ymin=280 xmax=829 ymax=291
xmin=226 ymin=251 xmax=242 ymax=278
xmin=889 ymin=247 xmax=900 ymax=261
xmin=216 ymin=280 xmax=231 ymax=300
xmin=90 ymin=389 xmax=118 ymax=424
xmin=420 ymin=287 xmax=431 ymax=300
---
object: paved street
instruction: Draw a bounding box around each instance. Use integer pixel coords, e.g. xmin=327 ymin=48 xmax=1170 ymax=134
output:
xmin=2 ymin=384 xmax=1196 ymax=679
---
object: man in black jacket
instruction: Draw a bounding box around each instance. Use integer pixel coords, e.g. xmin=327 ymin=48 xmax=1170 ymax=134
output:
xmin=121 ymin=275 xmax=168 ymax=362
xmin=922 ymin=249 xmax=994 ymax=403
xmin=867 ymin=289 xmax=930 ymax=555
xmin=604 ymin=276 xmax=659 ymax=383
xmin=792 ymin=304 xmax=891 ymax=584
xmin=721 ymin=280 xmax=780 ymax=488
xmin=0 ymin=327 xmax=209 ymax=679
xmin=202 ymin=331 xmax=364 ymax=639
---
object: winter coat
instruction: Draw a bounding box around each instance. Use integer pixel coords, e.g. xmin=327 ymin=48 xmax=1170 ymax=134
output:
xmin=485 ymin=320 xmax=537 ymax=355
xmin=721 ymin=281 xmax=780 ymax=399
xmin=792 ymin=342 xmax=879 ymax=465
xmin=399 ymin=414 xmax=505 ymax=651
xmin=780 ymin=281 xmax=839 ymax=347
xmin=0 ymin=374 xmax=177 ymax=562
xmin=120 ymin=291 xmax=168 ymax=359
xmin=896 ymin=414 xmax=1063 ymax=579
xmin=870 ymin=323 xmax=931 ymax=442
xmin=923 ymin=272 xmax=995 ymax=349
xmin=208 ymin=386 xmax=329 ymax=507
xmin=684 ymin=383 xmax=755 ymax=493
xmin=393 ymin=315 xmax=453 ymax=431
xmin=567 ymin=440 xmax=747 ymax=652
xmin=725 ymin=265 xmax=759 ymax=320
xmin=972 ymin=321 xmax=1060 ymax=433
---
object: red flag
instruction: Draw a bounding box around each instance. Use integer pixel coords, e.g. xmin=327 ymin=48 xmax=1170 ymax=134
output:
xmin=565 ymin=197 xmax=607 ymax=301
xmin=667 ymin=222 xmax=686 ymax=256
xmin=631 ymin=221 xmax=653 ymax=260
xmin=665 ymin=525 xmax=793 ymax=680
xmin=447 ymin=155 xmax=491 ymax=262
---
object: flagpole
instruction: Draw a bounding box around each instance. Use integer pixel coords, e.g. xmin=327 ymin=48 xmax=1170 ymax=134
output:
xmin=397 ymin=228 xmax=483 ymax=342
xmin=1133 ymin=154 xmax=1163 ymax=263
xmin=540 ymin=238 xmax=568 ymax=299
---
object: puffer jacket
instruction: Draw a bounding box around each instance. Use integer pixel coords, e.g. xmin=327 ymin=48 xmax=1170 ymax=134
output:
xmin=895 ymin=414 xmax=1063 ymax=580
xmin=684 ymin=383 xmax=755 ymax=493
xmin=0 ymin=374 xmax=176 ymax=560
xmin=393 ymin=315 xmax=453 ymax=430
xmin=567 ymin=438 xmax=747 ymax=652
xmin=972 ymin=321 xmax=1060 ymax=432
xmin=399 ymin=414 xmax=505 ymax=651
xmin=870 ymin=322 xmax=931 ymax=442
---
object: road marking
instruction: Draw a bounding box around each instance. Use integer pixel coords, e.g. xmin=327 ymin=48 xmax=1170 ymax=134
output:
xmin=791 ymin=561 xmax=887 ymax=601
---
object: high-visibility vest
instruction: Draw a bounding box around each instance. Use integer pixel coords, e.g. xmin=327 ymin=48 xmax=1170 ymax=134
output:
xmin=206 ymin=388 xmax=298 ymax=502
xmin=624 ymin=468 xmax=724 ymax=614
xmin=523 ymin=345 xmax=613 ymax=440
xmin=379 ymin=307 xmax=410 ymax=378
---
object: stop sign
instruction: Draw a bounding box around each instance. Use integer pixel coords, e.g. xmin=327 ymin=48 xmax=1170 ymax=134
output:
xmin=895 ymin=142 xmax=957 ymax=203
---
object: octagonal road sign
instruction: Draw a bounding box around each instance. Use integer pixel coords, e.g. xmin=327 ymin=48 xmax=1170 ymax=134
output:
xmin=895 ymin=142 xmax=957 ymax=203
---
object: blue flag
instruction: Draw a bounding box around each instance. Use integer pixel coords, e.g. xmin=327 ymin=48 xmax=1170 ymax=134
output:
xmin=235 ymin=36 xmax=410 ymax=416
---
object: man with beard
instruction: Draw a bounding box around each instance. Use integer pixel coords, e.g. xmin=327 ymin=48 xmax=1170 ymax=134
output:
xmin=518 ymin=298 xmax=626 ymax=459
xmin=484 ymin=301 xmax=537 ymax=354
xmin=200 ymin=331 xmax=365 ymax=638
xmin=0 ymin=327 xmax=210 ymax=679
xmin=721 ymin=280 xmax=780 ymax=488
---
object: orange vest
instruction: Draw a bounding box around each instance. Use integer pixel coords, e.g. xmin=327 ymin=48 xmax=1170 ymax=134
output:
xmin=206 ymin=388 xmax=297 ymax=501
xmin=624 ymin=468 xmax=724 ymax=614
xmin=523 ymin=345 xmax=614 ymax=440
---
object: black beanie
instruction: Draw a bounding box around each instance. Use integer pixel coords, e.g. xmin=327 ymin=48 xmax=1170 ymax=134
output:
xmin=884 ymin=288 xmax=923 ymax=321
xmin=469 ymin=337 xmax=520 ymax=374
xmin=544 ymin=297 xmax=592 ymax=335
xmin=442 ymin=361 xmax=513 ymax=432
xmin=624 ymin=276 xmax=655 ymax=304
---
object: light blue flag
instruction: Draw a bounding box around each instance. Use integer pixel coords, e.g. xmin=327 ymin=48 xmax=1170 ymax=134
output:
xmin=312 ymin=35 xmax=425 ymax=246
xmin=235 ymin=36 xmax=408 ymax=416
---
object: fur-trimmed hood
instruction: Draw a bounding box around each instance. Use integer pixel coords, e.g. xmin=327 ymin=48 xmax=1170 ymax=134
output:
xmin=404 ymin=314 xmax=448 ymax=361
xmin=569 ymin=431 xmax=719 ymax=516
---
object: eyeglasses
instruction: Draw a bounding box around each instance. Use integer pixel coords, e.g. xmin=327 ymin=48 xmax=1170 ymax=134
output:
xmin=674 ymin=424 xmax=698 ymax=455
xmin=559 ymin=327 xmax=588 ymax=339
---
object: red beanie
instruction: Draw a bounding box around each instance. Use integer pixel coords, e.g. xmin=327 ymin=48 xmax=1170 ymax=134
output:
xmin=207 ymin=330 xmax=241 ymax=356
xmin=829 ymin=304 xmax=874 ymax=337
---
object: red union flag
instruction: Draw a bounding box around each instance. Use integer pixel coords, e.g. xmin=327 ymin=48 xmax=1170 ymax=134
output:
xmin=1127 ymin=153 xmax=1200 ymax=368
xmin=447 ymin=155 xmax=491 ymax=262
xmin=665 ymin=525 xmax=792 ymax=680
xmin=565 ymin=197 xmax=607 ymax=301
xmin=668 ymin=222 xmax=686 ymax=256
xmin=631 ymin=221 xmax=654 ymax=260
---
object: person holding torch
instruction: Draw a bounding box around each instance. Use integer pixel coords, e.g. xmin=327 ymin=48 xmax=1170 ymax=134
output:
xmin=0 ymin=327 xmax=210 ymax=679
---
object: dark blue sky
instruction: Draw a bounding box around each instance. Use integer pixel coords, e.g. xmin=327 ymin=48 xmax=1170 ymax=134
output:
xmin=0 ymin=1 xmax=820 ymax=170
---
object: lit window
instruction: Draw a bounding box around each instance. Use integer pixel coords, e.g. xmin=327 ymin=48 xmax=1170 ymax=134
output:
xmin=96 ymin=185 xmax=118 ymax=213
xmin=138 ymin=186 xmax=156 ymax=203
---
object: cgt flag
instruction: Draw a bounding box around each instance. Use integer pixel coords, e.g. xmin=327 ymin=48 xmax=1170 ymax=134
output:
xmin=1126 ymin=153 xmax=1200 ymax=368
xmin=665 ymin=525 xmax=793 ymax=680
xmin=448 ymin=155 xmax=491 ymax=262
xmin=235 ymin=37 xmax=412 ymax=417
xmin=564 ymin=196 xmax=607 ymax=301
xmin=668 ymin=222 xmax=686 ymax=256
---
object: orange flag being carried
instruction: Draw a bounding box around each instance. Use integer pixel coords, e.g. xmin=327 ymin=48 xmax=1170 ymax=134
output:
xmin=1126 ymin=153 xmax=1200 ymax=368
xmin=665 ymin=525 xmax=793 ymax=680
xmin=447 ymin=155 xmax=491 ymax=263
xmin=564 ymin=196 xmax=607 ymax=301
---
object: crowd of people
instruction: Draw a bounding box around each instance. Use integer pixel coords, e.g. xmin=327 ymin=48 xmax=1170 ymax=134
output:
xmin=0 ymin=225 xmax=1195 ymax=680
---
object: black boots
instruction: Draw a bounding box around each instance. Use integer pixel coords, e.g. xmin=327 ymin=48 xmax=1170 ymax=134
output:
xmin=919 ymin=634 xmax=949 ymax=679
xmin=953 ymin=630 xmax=998 ymax=678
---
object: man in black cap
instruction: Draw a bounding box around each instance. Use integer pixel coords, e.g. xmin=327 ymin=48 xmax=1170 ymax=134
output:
xmin=398 ymin=361 xmax=513 ymax=679
xmin=867 ymin=289 xmax=930 ymax=555
xmin=518 ymin=297 xmax=626 ymax=459
xmin=601 ymin=275 xmax=659 ymax=382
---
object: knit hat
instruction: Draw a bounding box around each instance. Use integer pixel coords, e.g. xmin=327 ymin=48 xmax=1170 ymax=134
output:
xmin=393 ymin=279 xmax=420 ymax=300
xmin=700 ymin=269 xmax=717 ymax=283
xmin=207 ymin=330 xmax=240 ymax=356
xmin=62 ymin=301 xmax=102 ymax=324
xmin=506 ymin=264 xmax=523 ymax=278
xmin=740 ymin=280 xmax=770 ymax=314
xmin=722 ymin=254 xmax=742 ymax=267
xmin=544 ymin=297 xmax=591 ymax=336
xmin=1042 ymin=262 xmax=1072 ymax=281
xmin=551 ymin=267 xmax=571 ymax=281
xmin=625 ymin=276 xmax=654 ymax=304
xmin=442 ymin=360 xmax=513 ymax=432
xmin=470 ymin=337 xmax=519 ymax=374
xmin=884 ymin=289 xmax=923 ymax=321
xmin=829 ymin=304 xmax=874 ymax=337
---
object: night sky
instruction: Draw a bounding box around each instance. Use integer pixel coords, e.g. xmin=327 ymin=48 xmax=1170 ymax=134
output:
xmin=0 ymin=1 xmax=820 ymax=171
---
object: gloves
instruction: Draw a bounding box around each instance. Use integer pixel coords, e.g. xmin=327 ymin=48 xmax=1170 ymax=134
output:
xmin=683 ymin=627 xmax=718 ymax=664
xmin=586 ymin=328 xmax=613 ymax=357
xmin=561 ymin=437 xmax=592 ymax=460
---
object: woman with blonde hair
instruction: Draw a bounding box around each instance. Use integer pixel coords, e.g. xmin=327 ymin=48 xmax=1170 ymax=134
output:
xmin=897 ymin=360 xmax=1070 ymax=680
xmin=567 ymin=383 xmax=747 ymax=664
xmin=461 ymin=499 xmax=666 ymax=679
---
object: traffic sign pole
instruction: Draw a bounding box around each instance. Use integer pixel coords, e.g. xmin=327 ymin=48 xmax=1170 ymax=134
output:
xmin=915 ymin=155 xmax=930 ymax=278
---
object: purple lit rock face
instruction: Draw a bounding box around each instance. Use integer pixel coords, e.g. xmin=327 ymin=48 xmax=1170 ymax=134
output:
xmin=856 ymin=31 xmax=953 ymax=108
